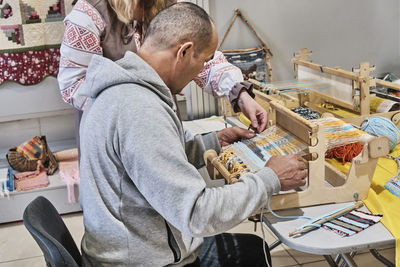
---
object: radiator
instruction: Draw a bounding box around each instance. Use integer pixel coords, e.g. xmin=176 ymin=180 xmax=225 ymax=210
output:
xmin=183 ymin=0 xmax=219 ymax=120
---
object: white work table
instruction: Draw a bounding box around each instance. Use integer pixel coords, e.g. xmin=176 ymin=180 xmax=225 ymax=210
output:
xmin=262 ymin=202 xmax=395 ymax=267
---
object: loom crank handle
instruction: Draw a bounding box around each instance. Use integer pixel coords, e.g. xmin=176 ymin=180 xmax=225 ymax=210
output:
xmin=204 ymin=150 xmax=237 ymax=184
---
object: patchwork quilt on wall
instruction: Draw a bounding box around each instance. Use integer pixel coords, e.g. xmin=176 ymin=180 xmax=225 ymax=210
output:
xmin=0 ymin=0 xmax=74 ymax=85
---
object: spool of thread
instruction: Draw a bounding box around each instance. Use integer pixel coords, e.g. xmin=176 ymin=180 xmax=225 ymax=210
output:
xmin=360 ymin=117 xmax=399 ymax=151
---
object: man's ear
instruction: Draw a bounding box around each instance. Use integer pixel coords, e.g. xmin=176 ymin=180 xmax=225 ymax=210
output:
xmin=177 ymin=42 xmax=194 ymax=61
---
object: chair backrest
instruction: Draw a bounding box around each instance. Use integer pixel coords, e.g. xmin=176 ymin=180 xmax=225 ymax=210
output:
xmin=23 ymin=196 xmax=81 ymax=267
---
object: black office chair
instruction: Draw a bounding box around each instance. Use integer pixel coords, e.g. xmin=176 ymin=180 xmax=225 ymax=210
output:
xmin=23 ymin=196 xmax=82 ymax=267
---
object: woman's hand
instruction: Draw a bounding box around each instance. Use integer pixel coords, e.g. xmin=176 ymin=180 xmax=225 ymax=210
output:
xmin=237 ymin=91 xmax=268 ymax=133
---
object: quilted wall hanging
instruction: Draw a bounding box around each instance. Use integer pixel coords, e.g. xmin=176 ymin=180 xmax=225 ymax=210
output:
xmin=0 ymin=0 xmax=74 ymax=85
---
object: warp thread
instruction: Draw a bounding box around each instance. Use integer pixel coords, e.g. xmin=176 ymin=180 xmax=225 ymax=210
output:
xmin=360 ymin=116 xmax=399 ymax=151
xmin=313 ymin=117 xmax=370 ymax=150
xmin=325 ymin=142 xmax=364 ymax=165
xmin=220 ymin=126 xmax=307 ymax=175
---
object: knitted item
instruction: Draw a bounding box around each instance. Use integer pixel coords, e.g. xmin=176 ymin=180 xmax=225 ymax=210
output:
xmin=16 ymin=136 xmax=44 ymax=160
xmin=59 ymin=159 xmax=80 ymax=203
xmin=56 ymin=148 xmax=79 ymax=203
xmin=7 ymin=136 xmax=58 ymax=175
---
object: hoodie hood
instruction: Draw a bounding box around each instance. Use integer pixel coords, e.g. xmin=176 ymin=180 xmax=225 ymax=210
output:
xmin=80 ymin=51 xmax=175 ymax=109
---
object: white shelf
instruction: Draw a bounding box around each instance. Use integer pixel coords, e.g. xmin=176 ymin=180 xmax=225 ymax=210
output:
xmin=0 ymin=108 xmax=74 ymax=123
xmin=0 ymin=139 xmax=80 ymax=224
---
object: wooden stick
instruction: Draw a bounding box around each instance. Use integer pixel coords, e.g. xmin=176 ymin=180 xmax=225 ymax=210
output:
xmin=292 ymin=59 xmax=358 ymax=81
xmin=217 ymin=9 xmax=240 ymax=51
xmin=221 ymin=47 xmax=264 ymax=53
xmin=237 ymin=10 xmax=273 ymax=56
xmin=376 ymin=79 xmax=400 ymax=92
xmin=288 ymin=201 xmax=364 ymax=237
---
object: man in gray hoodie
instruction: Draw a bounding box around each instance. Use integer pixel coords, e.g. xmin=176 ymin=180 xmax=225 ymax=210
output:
xmin=79 ymin=2 xmax=307 ymax=266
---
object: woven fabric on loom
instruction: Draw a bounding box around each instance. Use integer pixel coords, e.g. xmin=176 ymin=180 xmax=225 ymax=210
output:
xmin=312 ymin=117 xmax=371 ymax=150
xmin=220 ymin=125 xmax=307 ymax=173
xmin=322 ymin=209 xmax=382 ymax=237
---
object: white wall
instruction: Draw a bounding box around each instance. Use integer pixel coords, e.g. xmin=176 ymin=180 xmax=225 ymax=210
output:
xmin=209 ymin=0 xmax=400 ymax=81
xmin=0 ymin=77 xmax=75 ymax=153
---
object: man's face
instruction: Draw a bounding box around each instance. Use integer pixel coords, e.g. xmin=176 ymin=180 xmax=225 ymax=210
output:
xmin=172 ymin=24 xmax=218 ymax=94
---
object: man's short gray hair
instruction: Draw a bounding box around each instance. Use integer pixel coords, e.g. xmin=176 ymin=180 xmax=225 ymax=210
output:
xmin=143 ymin=2 xmax=213 ymax=55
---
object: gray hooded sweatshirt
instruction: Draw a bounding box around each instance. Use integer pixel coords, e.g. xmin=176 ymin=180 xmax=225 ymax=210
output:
xmin=78 ymin=51 xmax=281 ymax=266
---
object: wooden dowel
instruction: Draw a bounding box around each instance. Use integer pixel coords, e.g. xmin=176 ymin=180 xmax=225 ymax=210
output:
xmin=221 ymin=47 xmax=264 ymax=53
xmin=376 ymin=79 xmax=400 ymax=92
xmin=288 ymin=201 xmax=364 ymax=237
xmin=292 ymin=59 xmax=358 ymax=81
xmin=237 ymin=11 xmax=272 ymax=56
xmin=217 ymin=9 xmax=239 ymax=51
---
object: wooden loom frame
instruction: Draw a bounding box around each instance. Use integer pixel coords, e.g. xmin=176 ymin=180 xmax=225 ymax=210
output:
xmin=249 ymin=48 xmax=400 ymax=129
xmin=205 ymin=48 xmax=400 ymax=210
xmin=204 ymin=99 xmax=391 ymax=211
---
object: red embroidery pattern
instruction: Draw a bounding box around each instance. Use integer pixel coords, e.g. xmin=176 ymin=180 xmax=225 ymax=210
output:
xmin=59 ymin=55 xmax=84 ymax=68
xmin=61 ymin=78 xmax=84 ymax=104
xmin=73 ymin=0 xmax=105 ymax=32
xmin=63 ymin=22 xmax=102 ymax=54
xmin=134 ymin=31 xmax=141 ymax=49
xmin=193 ymin=53 xmax=228 ymax=89
xmin=209 ymin=66 xmax=239 ymax=94
xmin=0 ymin=48 xmax=60 ymax=85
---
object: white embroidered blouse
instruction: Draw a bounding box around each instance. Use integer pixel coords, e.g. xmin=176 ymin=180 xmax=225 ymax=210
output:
xmin=58 ymin=0 xmax=243 ymax=110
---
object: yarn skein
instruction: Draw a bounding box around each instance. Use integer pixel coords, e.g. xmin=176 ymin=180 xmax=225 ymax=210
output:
xmin=360 ymin=116 xmax=399 ymax=151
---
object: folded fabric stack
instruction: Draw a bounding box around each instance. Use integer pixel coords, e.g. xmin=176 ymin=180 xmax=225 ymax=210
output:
xmin=14 ymin=161 xmax=49 ymax=192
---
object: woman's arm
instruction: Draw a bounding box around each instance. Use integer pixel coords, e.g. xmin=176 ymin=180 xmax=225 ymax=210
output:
xmin=58 ymin=0 xmax=105 ymax=110
xmin=193 ymin=51 xmax=268 ymax=132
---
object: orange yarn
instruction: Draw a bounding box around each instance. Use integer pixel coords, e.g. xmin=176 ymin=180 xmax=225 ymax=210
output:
xmin=325 ymin=142 xmax=364 ymax=165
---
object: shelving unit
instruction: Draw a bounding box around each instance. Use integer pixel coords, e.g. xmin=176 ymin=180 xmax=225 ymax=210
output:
xmin=0 ymin=77 xmax=81 ymax=223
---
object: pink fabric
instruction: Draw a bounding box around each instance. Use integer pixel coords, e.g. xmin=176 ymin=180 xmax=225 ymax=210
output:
xmin=59 ymin=160 xmax=80 ymax=203
xmin=14 ymin=162 xmax=49 ymax=191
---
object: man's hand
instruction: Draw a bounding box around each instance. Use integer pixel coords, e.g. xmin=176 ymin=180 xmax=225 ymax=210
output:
xmin=216 ymin=126 xmax=256 ymax=147
xmin=237 ymin=91 xmax=267 ymax=133
xmin=266 ymin=154 xmax=307 ymax=191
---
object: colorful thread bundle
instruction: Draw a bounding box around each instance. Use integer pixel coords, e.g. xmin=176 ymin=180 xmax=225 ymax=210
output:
xmin=313 ymin=117 xmax=371 ymax=150
xmin=322 ymin=209 xmax=382 ymax=237
xmin=219 ymin=125 xmax=307 ymax=174
xmin=325 ymin=142 xmax=364 ymax=165
xmin=384 ymin=155 xmax=400 ymax=198
xmin=219 ymin=150 xmax=248 ymax=178
xmin=291 ymin=106 xmax=321 ymax=120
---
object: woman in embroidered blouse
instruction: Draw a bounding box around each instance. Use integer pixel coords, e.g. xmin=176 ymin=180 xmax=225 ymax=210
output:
xmin=58 ymin=0 xmax=267 ymax=132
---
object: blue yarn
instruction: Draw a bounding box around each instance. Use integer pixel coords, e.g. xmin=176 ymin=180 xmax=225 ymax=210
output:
xmin=360 ymin=116 xmax=399 ymax=151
